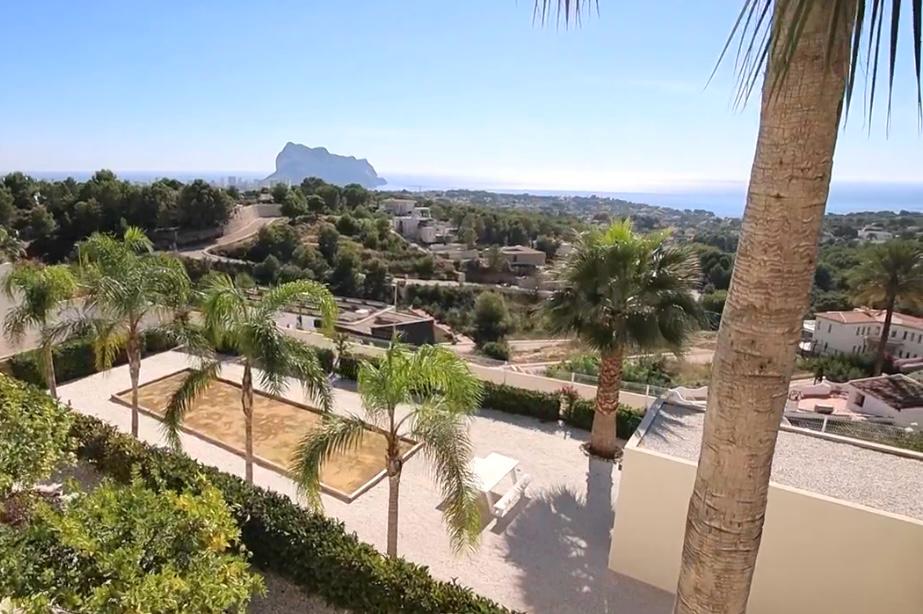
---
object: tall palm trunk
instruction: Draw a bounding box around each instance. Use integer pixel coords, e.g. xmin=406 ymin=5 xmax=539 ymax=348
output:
xmin=873 ymin=292 xmax=896 ymax=375
xmin=127 ymin=331 xmax=142 ymax=438
xmin=674 ymin=3 xmax=854 ymax=613
xmin=385 ymin=422 xmax=403 ymax=558
xmin=242 ymin=362 xmax=255 ymax=484
xmin=590 ymin=347 xmax=623 ymax=459
xmin=42 ymin=343 xmax=58 ymax=399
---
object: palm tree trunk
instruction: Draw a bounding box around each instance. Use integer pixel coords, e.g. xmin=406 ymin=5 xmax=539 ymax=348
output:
xmin=386 ymin=462 xmax=401 ymax=558
xmin=873 ymin=293 xmax=896 ymax=376
xmin=386 ymin=428 xmax=403 ymax=558
xmin=674 ymin=3 xmax=854 ymax=614
xmin=127 ymin=333 xmax=141 ymax=438
xmin=242 ymin=362 xmax=255 ymax=484
xmin=42 ymin=343 xmax=58 ymax=399
xmin=590 ymin=348 xmax=623 ymax=459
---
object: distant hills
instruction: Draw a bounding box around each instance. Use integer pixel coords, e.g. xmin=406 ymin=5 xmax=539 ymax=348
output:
xmin=264 ymin=142 xmax=385 ymax=188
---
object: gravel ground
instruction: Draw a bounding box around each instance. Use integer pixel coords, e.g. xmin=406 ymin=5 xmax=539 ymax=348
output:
xmin=640 ymin=401 xmax=923 ymax=521
xmin=58 ymin=350 xmax=674 ymax=614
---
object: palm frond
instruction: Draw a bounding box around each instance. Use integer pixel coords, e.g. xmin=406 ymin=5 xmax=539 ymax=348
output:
xmin=162 ymin=360 xmax=221 ymax=450
xmin=122 ymin=226 xmax=154 ymax=254
xmin=533 ymin=0 xmax=598 ymax=27
xmin=722 ymin=0 xmax=922 ymax=126
xmin=258 ymin=280 xmax=337 ymax=331
xmin=410 ymin=403 xmax=481 ymax=552
xmin=89 ymin=319 xmax=128 ymax=371
xmin=290 ymin=414 xmax=367 ymax=509
xmin=281 ymin=336 xmax=332 ymax=412
xmin=201 ymin=273 xmax=247 ymax=346
xmin=408 ymin=345 xmax=483 ymax=413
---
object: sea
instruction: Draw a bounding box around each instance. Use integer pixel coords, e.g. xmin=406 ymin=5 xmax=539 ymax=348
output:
xmin=22 ymin=170 xmax=923 ymax=219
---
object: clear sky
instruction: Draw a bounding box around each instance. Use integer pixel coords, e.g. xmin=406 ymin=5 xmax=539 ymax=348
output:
xmin=1 ymin=0 xmax=921 ymax=192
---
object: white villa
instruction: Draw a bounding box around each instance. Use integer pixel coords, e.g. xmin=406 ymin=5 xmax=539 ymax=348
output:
xmin=812 ymin=309 xmax=923 ymax=360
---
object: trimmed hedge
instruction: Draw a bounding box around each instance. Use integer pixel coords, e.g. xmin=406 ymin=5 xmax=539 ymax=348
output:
xmin=7 ymin=330 xmax=177 ymax=388
xmin=480 ymin=382 xmax=561 ymax=422
xmin=332 ymin=355 xmax=647 ymax=440
xmin=561 ymin=398 xmax=645 ymax=439
xmin=70 ymin=413 xmax=515 ymax=614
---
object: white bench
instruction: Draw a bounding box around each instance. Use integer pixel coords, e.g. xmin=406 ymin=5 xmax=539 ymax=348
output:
xmin=491 ymin=473 xmax=531 ymax=518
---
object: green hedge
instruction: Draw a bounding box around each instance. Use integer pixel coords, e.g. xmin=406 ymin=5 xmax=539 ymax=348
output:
xmin=70 ymin=414 xmax=514 ymax=614
xmin=560 ymin=398 xmax=645 ymax=439
xmin=479 ymin=382 xmax=561 ymax=422
xmin=7 ymin=330 xmax=177 ymax=388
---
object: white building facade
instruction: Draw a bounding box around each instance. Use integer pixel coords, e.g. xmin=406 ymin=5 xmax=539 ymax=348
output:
xmin=813 ymin=309 xmax=923 ymax=360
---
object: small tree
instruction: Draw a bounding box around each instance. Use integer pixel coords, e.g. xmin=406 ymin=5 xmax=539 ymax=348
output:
xmin=293 ymin=341 xmax=483 ymax=558
xmin=473 ymin=292 xmax=510 ymax=345
xmin=2 ymin=263 xmax=78 ymax=398
xmin=164 ymin=275 xmax=336 ymax=483
xmin=318 ymin=224 xmax=340 ymax=264
xmin=0 ymin=476 xmax=264 ymax=612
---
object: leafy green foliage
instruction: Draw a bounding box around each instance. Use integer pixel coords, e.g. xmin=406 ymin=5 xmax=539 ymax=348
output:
xmin=0 ymin=476 xmax=263 ymax=613
xmin=69 ymin=414 xmax=514 ymax=613
xmin=479 ymin=340 xmax=511 ymax=361
xmin=7 ymin=329 xmax=176 ymax=388
xmin=473 ymin=292 xmax=511 ymax=344
xmin=798 ymin=354 xmax=875 ymax=383
xmin=0 ymin=375 xmax=73 ymax=496
xmin=480 ymin=382 xmax=561 ymax=421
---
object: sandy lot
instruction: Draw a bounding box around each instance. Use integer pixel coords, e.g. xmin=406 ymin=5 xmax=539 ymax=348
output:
xmin=117 ymin=369 xmax=413 ymax=499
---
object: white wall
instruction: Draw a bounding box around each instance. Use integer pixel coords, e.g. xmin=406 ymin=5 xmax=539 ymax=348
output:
xmin=610 ymin=446 xmax=923 ymax=614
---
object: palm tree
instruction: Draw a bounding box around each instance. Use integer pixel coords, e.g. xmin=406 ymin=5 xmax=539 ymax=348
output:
xmin=292 ymin=340 xmax=483 ymax=558
xmin=537 ymin=2 xmax=921 ymax=613
xmin=77 ymin=227 xmax=192 ymax=438
xmin=2 ymin=263 xmax=77 ymax=398
xmin=851 ymin=240 xmax=923 ymax=374
xmin=543 ymin=220 xmax=701 ymax=459
xmin=164 ymin=274 xmax=337 ymax=484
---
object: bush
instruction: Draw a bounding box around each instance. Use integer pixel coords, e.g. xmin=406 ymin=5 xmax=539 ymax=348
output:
xmin=479 ymin=340 xmax=510 ymax=361
xmin=69 ymin=414 xmax=514 ymax=614
xmin=7 ymin=330 xmax=177 ymax=388
xmin=0 ymin=375 xmax=73 ymax=495
xmin=798 ymin=353 xmax=875 ymax=383
xmin=560 ymin=397 xmax=644 ymax=439
xmin=479 ymin=382 xmax=560 ymax=422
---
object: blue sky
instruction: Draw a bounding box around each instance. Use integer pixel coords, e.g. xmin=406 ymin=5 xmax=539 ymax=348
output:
xmin=1 ymin=0 xmax=921 ymax=192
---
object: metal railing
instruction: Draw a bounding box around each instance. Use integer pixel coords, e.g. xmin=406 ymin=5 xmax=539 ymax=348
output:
xmin=786 ymin=416 xmax=923 ymax=453
xmin=542 ymin=368 xmax=669 ymax=398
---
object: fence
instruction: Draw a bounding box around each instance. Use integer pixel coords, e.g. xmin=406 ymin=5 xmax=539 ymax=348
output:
xmin=542 ymin=368 xmax=669 ymax=399
xmin=786 ymin=416 xmax=923 ymax=453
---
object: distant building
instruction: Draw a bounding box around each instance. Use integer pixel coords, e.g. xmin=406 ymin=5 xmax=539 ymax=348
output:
xmin=499 ymin=245 xmax=546 ymax=269
xmin=285 ymin=295 xmax=450 ymax=346
xmin=428 ymin=243 xmax=478 ymax=262
xmin=393 ymin=207 xmax=432 ymax=241
xmin=858 ymin=225 xmax=894 ymax=243
xmin=787 ymin=375 xmax=923 ymax=427
xmin=813 ymin=309 xmax=923 ymax=360
xmin=381 ymin=198 xmax=417 ymax=216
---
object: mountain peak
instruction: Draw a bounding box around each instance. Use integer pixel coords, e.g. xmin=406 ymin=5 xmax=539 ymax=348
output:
xmin=265 ymin=143 xmax=384 ymax=188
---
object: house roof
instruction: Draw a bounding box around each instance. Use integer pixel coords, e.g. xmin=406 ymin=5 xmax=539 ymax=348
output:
xmin=849 ymin=375 xmax=923 ymax=410
xmin=499 ymin=245 xmax=544 ymax=255
xmin=815 ymin=309 xmax=923 ymax=330
xmin=637 ymin=400 xmax=923 ymax=520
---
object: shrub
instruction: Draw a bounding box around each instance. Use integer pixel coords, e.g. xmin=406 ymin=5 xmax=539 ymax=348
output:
xmin=0 ymin=375 xmax=73 ymax=496
xmin=798 ymin=353 xmax=875 ymax=383
xmin=479 ymin=340 xmax=510 ymax=361
xmin=559 ymin=398 xmax=643 ymax=439
xmin=0 ymin=476 xmax=263 ymax=612
xmin=479 ymin=382 xmax=560 ymax=422
xmin=69 ymin=414 xmax=515 ymax=614
xmin=7 ymin=330 xmax=176 ymax=388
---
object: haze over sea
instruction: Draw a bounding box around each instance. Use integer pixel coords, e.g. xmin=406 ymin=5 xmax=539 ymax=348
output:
xmin=25 ymin=170 xmax=922 ymax=219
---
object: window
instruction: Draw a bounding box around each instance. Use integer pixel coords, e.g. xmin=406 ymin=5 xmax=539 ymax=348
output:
xmin=855 ymin=393 xmax=865 ymax=407
xmin=903 ymin=331 xmax=908 ymax=340
xmin=892 ymin=330 xmax=897 ymax=338
xmin=856 ymin=328 xmax=860 ymax=336
xmin=828 ymin=324 xmax=832 ymax=333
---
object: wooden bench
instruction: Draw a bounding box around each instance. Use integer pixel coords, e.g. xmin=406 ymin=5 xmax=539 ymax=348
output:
xmin=491 ymin=473 xmax=531 ymax=518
